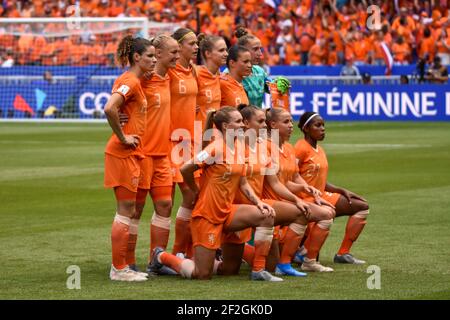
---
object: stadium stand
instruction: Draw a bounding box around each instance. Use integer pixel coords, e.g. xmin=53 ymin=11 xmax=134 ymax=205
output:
xmin=0 ymin=0 xmax=449 ymax=67
xmin=0 ymin=1 xmax=449 ymax=120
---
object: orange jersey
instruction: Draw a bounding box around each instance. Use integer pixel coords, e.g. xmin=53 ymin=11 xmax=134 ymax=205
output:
xmin=234 ymin=138 xmax=273 ymax=204
xmin=219 ymin=73 xmax=249 ymax=107
xmin=105 ymin=71 xmax=147 ymax=159
xmin=262 ymin=142 xmax=298 ymax=201
xmin=140 ymin=73 xmax=171 ymax=156
xmin=192 ymin=139 xmax=246 ymax=224
xmin=294 ymin=138 xmax=328 ymax=201
xmin=195 ymin=65 xmax=221 ymax=126
xmin=168 ymin=63 xmax=198 ymax=141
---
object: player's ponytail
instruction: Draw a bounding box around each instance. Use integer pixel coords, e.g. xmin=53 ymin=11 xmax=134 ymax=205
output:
xmin=117 ymin=35 xmax=152 ymax=68
xmin=265 ymin=107 xmax=286 ymax=135
xmin=149 ymin=33 xmax=172 ymax=49
xmin=238 ymin=104 xmax=259 ymax=121
xmin=203 ymin=107 xmax=238 ymax=148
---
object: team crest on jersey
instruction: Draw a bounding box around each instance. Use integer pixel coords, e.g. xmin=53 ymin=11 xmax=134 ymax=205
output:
xmin=208 ymin=233 xmax=216 ymax=245
xmin=118 ymin=85 xmax=130 ymax=95
xmin=131 ymin=176 xmax=139 ymax=188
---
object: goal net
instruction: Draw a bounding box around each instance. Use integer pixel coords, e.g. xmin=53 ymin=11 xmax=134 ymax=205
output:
xmin=0 ymin=17 xmax=178 ymax=120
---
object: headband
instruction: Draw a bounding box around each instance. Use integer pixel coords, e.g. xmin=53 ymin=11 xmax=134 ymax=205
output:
xmin=302 ymin=113 xmax=319 ymax=130
xmin=177 ymin=31 xmax=195 ymax=43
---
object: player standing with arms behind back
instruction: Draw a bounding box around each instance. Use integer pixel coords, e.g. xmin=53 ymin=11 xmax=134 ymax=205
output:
xmin=169 ymin=34 xmax=229 ymax=259
xmin=103 ymin=35 xmax=155 ymax=282
xmin=195 ymin=34 xmax=228 ymax=127
xmin=169 ymin=28 xmax=200 ymax=259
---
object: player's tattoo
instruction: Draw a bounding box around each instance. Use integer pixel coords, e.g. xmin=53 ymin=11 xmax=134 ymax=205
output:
xmin=244 ymin=187 xmax=258 ymax=205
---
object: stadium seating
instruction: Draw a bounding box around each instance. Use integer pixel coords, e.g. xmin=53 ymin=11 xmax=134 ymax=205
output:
xmin=0 ymin=0 xmax=449 ymax=66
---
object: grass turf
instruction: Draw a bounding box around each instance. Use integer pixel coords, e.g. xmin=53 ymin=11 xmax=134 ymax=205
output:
xmin=0 ymin=122 xmax=449 ymax=300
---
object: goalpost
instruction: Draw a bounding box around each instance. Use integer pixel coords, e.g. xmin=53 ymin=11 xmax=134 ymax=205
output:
xmin=0 ymin=17 xmax=178 ymax=122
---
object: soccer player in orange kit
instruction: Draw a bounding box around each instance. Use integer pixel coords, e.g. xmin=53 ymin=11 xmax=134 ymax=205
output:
xmin=122 ymin=35 xmax=181 ymax=275
xmin=220 ymin=45 xmax=251 ymax=107
xmin=168 ymin=28 xmax=200 ymax=259
xmin=219 ymin=105 xmax=334 ymax=278
xmin=103 ymin=35 xmax=156 ymax=282
xmin=195 ymin=34 xmax=228 ymax=127
xmin=295 ymin=112 xmax=369 ymax=268
xmin=261 ymin=108 xmax=336 ymax=273
xmin=146 ymin=107 xmax=279 ymax=281
xmin=170 ymin=33 xmax=228 ymax=258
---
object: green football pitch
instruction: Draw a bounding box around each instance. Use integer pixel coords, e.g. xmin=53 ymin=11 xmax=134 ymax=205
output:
xmin=1 ymin=122 xmax=449 ymax=300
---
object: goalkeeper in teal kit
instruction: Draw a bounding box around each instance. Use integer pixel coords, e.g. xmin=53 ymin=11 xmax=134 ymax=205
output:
xmin=231 ymin=26 xmax=291 ymax=109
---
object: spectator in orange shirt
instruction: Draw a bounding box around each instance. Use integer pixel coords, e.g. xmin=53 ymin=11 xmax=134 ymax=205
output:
xmin=372 ymin=30 xmax=388 ymax=66
xmin=87 ymin=38 xmax=105 ymax=65
xmin=392 ymin=7 xmax=416 ymax=33
xmin=392 ymin=36 xmax=411 ymax=65
xmin=40 ymin=38 xmax=58 ymax=66
xmin=352 ymin=32 xmax=372 ymax=65
xmin=265 ymin=46 xmax=280 ymax=66
xmin=54 ymin=37 xmax=71 ymax=66
xmin=330 ymin=0 xmax=357 ymax=31
xmin=108 ymin=0 xmax=125 ymax=16
xmin=297 ymin=17 xmax=316 ymax=65
xmin=213 ymin=5 xmax=234 ymax=40
xmin=283 ymin=39 xmax=301 ymax=66
xmin=437 ymin=29 xmax=450 ymax=65
xmin=327 ymin=42 xmax=339 ymax=66
xmin=176 ymin=0 xmax=193 ymax=20
xmin=70 ymin=36 xmax=89 ymax=66
xmin=308 ymin=38 xmax=327 ymax=66
xmin=419 ymin=28 xmax=437 ymax=63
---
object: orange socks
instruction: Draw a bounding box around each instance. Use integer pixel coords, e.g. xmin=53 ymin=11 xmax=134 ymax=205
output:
xmin=150 ymin=212 xmax=171 ymax=259
xmin=305 ymin=219 xmax=333 ymax=260
xmin=279 ymin=223 xmax=306 ymax=264
xmin=172 ymin=207 xmax=192 ymax=255
xmin=159 ymin=252 xmax=183 ymax=273
xmin=111 ymin=213 xmax=131 ymax=270
xmin=253 ymin=227 xmax=274 ymax=272
xmin=242 ymin=243 xmax=255 ymax=267
xmin=159 ymin=252 xmax=195 ymax=279
xmin=338 ymin=216 xmax=367 ymax=255
xmin=125 ymin=219 xmax=140 ymax=266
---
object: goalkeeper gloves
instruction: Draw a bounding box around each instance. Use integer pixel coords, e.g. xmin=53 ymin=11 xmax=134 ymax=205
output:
xmin=275 ymin=76 xmax=291 ymax=95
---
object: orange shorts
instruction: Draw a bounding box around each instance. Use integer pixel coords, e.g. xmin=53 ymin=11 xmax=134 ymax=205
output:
xmin=138 ymin=155 xmax=173 ymax=190
xmin=321 ymin=191 xmax=341 ymax=206
xmin=104 ymin=154 xmax=141 ymax=193
xmin=222 ymin=227 xmax=253 ymax=245
xmin=303 ymin=192 xmax=341 ymax=207
xmin=222 ymin=199 xmax=275 ymax=244
xmin=191 ymin=205 xmax=238 ymax=250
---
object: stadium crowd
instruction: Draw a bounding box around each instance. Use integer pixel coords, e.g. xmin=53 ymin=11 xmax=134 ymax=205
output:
xmin=1 ymin=0 xmax=449 ymax=67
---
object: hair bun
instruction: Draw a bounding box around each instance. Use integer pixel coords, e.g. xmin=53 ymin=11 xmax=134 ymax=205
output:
xmin=237 ymin=103 xmax=249 ymax=111
xmin=235 ymin=26 xmax=248 ymax=38
xmin=197 ymin=33 xmax=206 ymax=43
